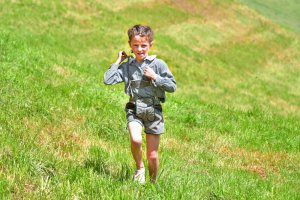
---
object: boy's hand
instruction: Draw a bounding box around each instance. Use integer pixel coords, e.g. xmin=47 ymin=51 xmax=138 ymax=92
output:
xmin=115 ymin=51 xmax=127 ymax=64
xmin=144 ymin=67 xmax=157 ymax=80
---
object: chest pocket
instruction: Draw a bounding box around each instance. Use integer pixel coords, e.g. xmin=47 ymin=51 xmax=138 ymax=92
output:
xmin=126 ymin=59 xmax=158 ymax=98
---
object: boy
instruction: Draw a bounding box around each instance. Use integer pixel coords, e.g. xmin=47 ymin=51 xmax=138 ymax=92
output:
xmin=104 ymin=24 xmax=176 ymax=184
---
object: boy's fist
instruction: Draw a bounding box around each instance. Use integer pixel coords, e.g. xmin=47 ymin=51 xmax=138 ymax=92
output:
xmin=119 ymin=51 xmax=127 ymax=62
xmin=144 ymin=67 xmax=157 ymax=80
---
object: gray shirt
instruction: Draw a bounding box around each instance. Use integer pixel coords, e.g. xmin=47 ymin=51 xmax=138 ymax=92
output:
xmin=104 ymin=55 xmax=176 ymax=103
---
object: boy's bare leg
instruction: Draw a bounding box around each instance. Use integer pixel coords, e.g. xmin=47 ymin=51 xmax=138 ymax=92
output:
xmin=128 ymin=121 xmax=144 ymax=169
xmin=146 ymin=134 xmax=160 ymax=183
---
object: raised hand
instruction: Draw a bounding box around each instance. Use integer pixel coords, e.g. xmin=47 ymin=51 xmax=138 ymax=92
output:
xmin=116 ymin=51 xmax=128 ymax=64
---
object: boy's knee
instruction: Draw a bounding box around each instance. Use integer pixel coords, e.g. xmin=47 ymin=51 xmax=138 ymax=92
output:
xmin=131 ymin=138 xmax=142 ymax=147
xmin=147 ymin=151 xmax=158 ymax=162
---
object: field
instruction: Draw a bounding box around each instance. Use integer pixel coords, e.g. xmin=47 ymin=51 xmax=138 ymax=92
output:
xmin=0 ymin=0 xmax=299 ymax=199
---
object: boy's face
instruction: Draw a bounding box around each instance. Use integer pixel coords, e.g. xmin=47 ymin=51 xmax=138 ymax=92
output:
xmin=129 ymin=35 xmax=152 ymax=63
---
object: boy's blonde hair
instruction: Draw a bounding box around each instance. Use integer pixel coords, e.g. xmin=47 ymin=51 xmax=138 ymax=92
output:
xmin=128 ymin=24 xmax=154 ymax=43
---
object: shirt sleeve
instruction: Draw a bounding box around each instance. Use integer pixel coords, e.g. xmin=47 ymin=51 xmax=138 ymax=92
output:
xmin=152 ymin=59 xmax=176 ymax=93
xmin=103 ymin=62 xmax=125 ymax=85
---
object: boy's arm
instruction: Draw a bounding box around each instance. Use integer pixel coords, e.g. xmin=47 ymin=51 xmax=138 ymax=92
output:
xmin=151 ymin=60 xmax=176 ymax=93
xmin=103 ymin=63 xmax=124 ymax=85
xmin=103 ymin=51 xmax=127 ymax=85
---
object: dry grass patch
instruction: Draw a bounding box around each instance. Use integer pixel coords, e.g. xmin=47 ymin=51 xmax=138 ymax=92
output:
xmin=97 ymin=0 xmax=155 ymax=12
xmin=53 ymin=64 xmax=72 ymax=78
xmin=218 ymin=146 xmax=289 ymax=178
xmin=241 ymin=165 xmax=267 ymax=178
xmin=169 ymin=0 xmax=231 ymax=20
xmin=63 ymin=0 xmax=99 ymax=14
xmin=269 ymin=97 xmax=300 ymax=114
xmin=48 ymin=63 xmax=86 ymax=87
xmin=24 ymin=181 xmax=37 ymax=196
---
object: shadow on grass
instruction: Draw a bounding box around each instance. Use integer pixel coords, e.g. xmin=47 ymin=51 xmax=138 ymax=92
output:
xmin=209 ymin=192 xmax=224 ymax=200
xmin=84 ymin=157 xmax=131 ymax=182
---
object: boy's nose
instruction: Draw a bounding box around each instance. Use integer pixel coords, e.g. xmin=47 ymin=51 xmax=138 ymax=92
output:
xmin=138 ymin=46 xmax=142 ymax=51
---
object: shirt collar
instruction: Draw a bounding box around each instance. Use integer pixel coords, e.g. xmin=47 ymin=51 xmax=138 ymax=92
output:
xmin=128 ymin=55 xmax=156 ymax=64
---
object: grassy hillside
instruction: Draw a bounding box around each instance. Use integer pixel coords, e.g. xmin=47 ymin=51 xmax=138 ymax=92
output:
xmin=0 ymin=0 xmax=299 ymax=199
xmin=239 ymin=0 xmax=300 ymax=34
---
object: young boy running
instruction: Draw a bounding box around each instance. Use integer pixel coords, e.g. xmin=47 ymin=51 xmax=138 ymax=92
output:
xmin=104 ymin=24 xmax=176 ymax=184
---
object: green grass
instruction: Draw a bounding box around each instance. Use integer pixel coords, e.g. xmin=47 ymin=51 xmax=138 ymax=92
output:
xmin=1 ymin=0 xmax=300 ymax=199
xmin=239 ymin=0 xmax=300 ymax=34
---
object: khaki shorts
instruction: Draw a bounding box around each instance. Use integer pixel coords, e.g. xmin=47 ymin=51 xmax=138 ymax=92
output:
xmin=125 ymin=102 xmax=164 ymax=134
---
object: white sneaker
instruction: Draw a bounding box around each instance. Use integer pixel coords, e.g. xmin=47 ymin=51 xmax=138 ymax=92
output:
xmin=133 ymin=168 xmax=145 ymax=184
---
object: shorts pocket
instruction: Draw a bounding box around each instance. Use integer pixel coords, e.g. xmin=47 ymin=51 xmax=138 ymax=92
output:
xmin=146 ymin=107 xmax=155 ymax=122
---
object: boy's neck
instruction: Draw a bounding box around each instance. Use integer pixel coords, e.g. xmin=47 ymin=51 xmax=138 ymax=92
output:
xmin=136 ymin=57 xmax=144 ymax=63
xmin=136 ymin=55 xmax=150 ymax=63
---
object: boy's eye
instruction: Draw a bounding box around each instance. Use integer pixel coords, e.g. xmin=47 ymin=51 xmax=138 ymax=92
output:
xmin=142 ymin=45 xmax=147 ymax=48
